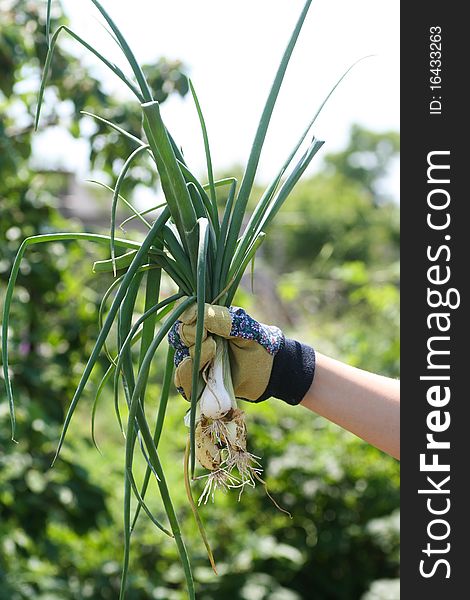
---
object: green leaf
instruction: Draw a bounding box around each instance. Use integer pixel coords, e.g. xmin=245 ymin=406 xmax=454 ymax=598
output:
xmin=46 ymin=0 xmax=52 ymax=47
xmin=233 ymin=57 xmax=369 ymax=271
xmin=36 ymin=25 xmax=142 ymax=129
xmin=226 ymin=0 xmax=313 ymax=252
xmin=118 ymin=270 xmax=143 ymax=600
xmin=81 ymin=111 xmax=145 ymax=147
xmin=226 ymin=233 xmax=266 ymax=305
xmin=150 ymin=250 xmax=193 ymax=293
xmin=1 ymin=232 xmax=146 ymax=440
xmin=113 ymin=295 xmax=181 ymax=438
xmin=184 ymin=438 xmax=217 ymax=574
xmin=258 ymin=138 xmax=325 ymax=233
xmin=109 ymin=145 xmax=150 ymax=275
xmin=50 ymin=208 xmax=170 ymax=465
xmin=138 ymin=267 xmax=163 ymax=386
xmin=99 ymin=274 xmax=126 ymax=365
xmin=187 ymin=183 xmax=216 ymax=294
xmin=93 ymin=251 xmax=138 ymax=274
xmin=87 ymin=179 xmax=152 ymax=231
xmin=190 ymin=218 xmax=210 ymax=477
xmin=115 ymin=294 xmax=183 ymax=420
xmin=204 ymin=177 xmax=237 ymax=190
xmin=120 ymin=203 xmax=166 ymax=231
xmin=89 ymin=0 xmax=153 ymax=102
xmin=188 ymin=79 xmax=219 ymax=233
xmin=214 ymin=178 xmax=237 ymax=296
xmin=162 ymin=225 xmax=194 ymax=287
xmin=131 ymin=345 xmax=175 ymax=532
xmin=142 ymin=100 xmax=198 ymax=269
xmin=177 ymin=160 xmax=213 ymax=217
xmin=91 ymin=362 xmax=115 ymax=453
xmin=125 ymin=466 xmax=173 ymax=537
xmin=187 ymin=182 xmax=209 ymax=222
xmin=126 ymin=297 xmax=196 ymax=599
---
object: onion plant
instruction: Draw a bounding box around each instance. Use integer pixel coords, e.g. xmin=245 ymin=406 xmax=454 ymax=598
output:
xmin=2 ymin=1 xmax=364 ymax=597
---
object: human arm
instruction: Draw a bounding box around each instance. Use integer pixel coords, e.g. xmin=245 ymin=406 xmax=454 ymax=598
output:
xmin=300 ymin=352 xmax=400 ymax=459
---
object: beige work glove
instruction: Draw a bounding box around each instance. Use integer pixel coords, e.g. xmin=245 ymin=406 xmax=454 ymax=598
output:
xmin=168 ymin=300 xmax=316 ymax=405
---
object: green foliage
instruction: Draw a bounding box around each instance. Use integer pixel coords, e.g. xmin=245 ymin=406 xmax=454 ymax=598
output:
xmin=265 ymin=129 xmax=399 ymax=272
xmin=324 ymin=125 xmax=399 ymax=201
xmin=1 ymin=395 xmax=399 ymax=600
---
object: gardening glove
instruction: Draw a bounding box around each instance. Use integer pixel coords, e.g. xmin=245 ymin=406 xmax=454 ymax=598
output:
xmin=167 ymin=300 xmax=315 ymax=405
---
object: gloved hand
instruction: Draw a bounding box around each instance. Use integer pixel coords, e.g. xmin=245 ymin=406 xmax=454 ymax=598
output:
xmin=167 ymin=300 xmax=315 ymax=406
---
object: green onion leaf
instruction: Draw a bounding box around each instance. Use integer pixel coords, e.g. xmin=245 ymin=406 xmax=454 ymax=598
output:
xmin=189 ymin=79 xmax=219 ymax=233
xmin=190 ymin=218 xmax=210 ymax=477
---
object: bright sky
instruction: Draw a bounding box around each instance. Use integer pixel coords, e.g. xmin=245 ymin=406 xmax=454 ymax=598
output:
xmin=48 ymin=0 xmax=399 ymax=197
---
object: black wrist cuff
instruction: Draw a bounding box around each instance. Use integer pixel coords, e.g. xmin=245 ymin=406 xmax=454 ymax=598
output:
xmin=256 ymin=338 xmax=316 ymax=405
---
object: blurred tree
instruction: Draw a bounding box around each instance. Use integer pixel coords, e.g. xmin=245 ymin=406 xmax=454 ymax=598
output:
xmin=324 ymin=124 xmax=399 ymax=202
xmin=264 ymin=125 xmax=399 ymax=273
xmin=0 ymin=0 xmax=188 ymax=191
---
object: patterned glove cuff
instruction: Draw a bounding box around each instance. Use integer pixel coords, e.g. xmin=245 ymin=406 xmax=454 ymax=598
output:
xmin=229 ymin=306 xmax=284 ymax=355
xmin=256 ymin=338 xmax=316 ymax=406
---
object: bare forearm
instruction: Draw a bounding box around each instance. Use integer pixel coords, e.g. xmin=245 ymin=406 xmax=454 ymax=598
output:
xmin=301 ymin=352 xmax=400 ymax=459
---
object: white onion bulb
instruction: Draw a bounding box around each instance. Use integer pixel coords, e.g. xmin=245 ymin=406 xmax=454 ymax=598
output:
xmin=200 ymin=337 xmax=236 ymax=419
